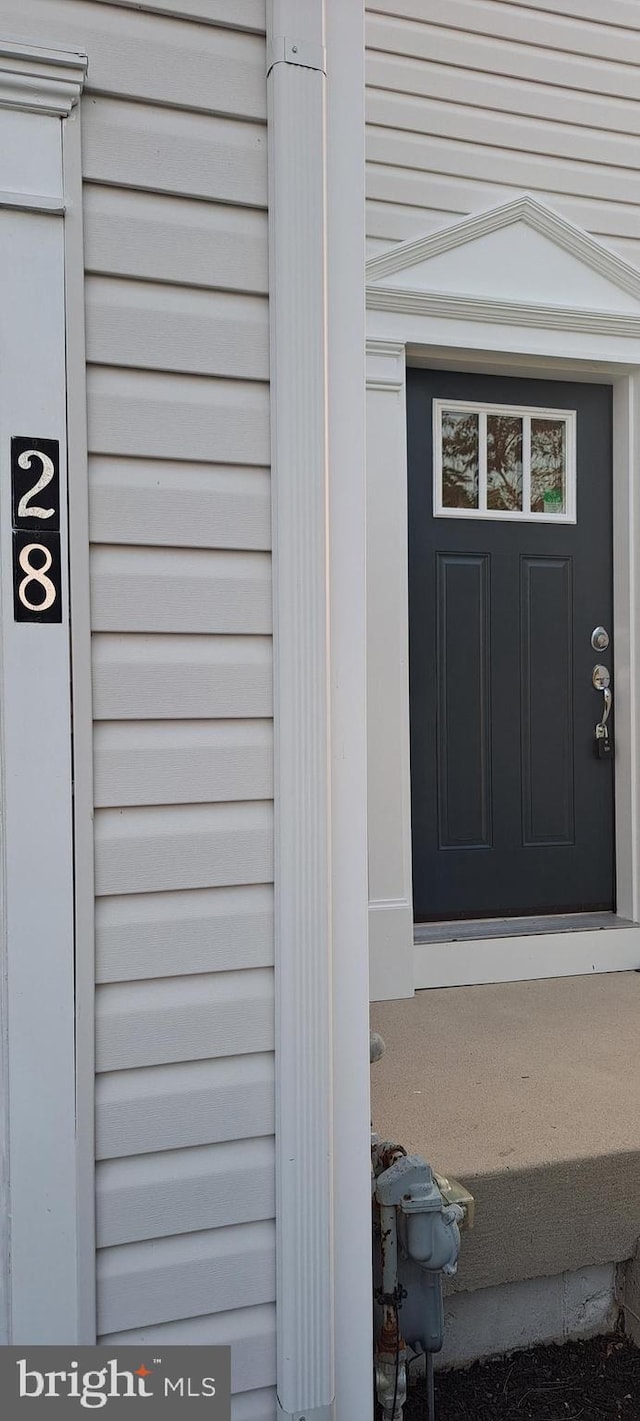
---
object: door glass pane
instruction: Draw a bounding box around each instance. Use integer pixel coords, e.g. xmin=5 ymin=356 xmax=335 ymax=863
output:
xmin=530 ymin=418 xmax=566 ymax=515
xmin=487 ymin=414 xmax=523 ymax=511
xmin=441 ymin=410 xmax=479 ymax=509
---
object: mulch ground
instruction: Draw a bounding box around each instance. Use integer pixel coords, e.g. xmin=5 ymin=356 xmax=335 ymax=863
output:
xmin=404 ymin=1331 xmax=640 ymax=1420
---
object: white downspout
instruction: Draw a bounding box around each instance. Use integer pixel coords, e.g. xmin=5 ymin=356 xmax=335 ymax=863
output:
xmin=267 ymin=0 xmax=371 ymax=1417
xmin=267 ymin=4 xmax=334 ymax=1417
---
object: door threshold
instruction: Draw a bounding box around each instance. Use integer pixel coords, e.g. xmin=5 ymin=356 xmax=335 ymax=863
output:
xmin=413 ymin=915 xmax=640 ymax=990
xmin=414 ymin=911 xmax=635 ymax=946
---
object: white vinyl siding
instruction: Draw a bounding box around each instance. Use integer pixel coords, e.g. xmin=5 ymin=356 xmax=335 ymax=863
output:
xmin=3 ymin=0 xmax=273 ymax=1402
xmin=365 ymin=0 xmax=640 ymax=266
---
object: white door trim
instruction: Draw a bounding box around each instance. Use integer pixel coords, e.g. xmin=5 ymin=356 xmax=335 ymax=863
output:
xmin=366 ymin=204 xmax=640 ymax=1000
xmin=267 ymin=2 xmax=371 ymax=1417
xmin=0 ymin=40 xmax=91 ymax=1342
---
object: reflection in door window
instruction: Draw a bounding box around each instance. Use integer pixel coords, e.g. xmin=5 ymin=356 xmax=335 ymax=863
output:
xmin=487 ymin=414 xmax=523 ymax=511
xmin=530 ymin=418 xmax=565 ymax=515
xmin=434 ymin=400 xmax=575 ymax=523
xmin=441 ymin=410 xmax=479 ymax=509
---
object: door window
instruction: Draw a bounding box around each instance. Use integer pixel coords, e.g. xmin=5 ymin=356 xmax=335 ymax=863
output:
xmin=434 ymin=399 xmax=575 ymax=522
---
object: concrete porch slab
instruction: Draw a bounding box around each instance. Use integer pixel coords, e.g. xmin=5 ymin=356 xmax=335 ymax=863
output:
xmin=370 ymin=972 xmax=640 ymax=1294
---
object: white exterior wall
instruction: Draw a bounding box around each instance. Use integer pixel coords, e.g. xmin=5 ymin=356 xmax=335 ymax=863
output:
xmin=366 ymin=0 xmax=640 ymax=264
xmin=0 ymin=0 xmax=274 ymax=1412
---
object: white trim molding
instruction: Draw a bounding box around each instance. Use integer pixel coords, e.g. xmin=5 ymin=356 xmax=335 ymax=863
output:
xmin=367 ymin=341 xmax=413 ymax=1002
xmin=268 ymin=0 xmax=371 ymax=1415
xmin=367 ymin=287 xmax=640 ymax=340
xmin=414 ymin=926 xmax=640 ymax=991
xmin=366 ymin=194 xmax=640 ymax=304
xmin=63 ymin=97 xmax=96 ymax=1343
xmin=0 ymin=39 xmax=91 ymax=1344
xmin=0 ymin=40 xmax=86 ymax=116
xmin=366 ymin=196 xmax=640 ymax=1000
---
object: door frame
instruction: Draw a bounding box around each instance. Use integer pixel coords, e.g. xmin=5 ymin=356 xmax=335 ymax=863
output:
xmin=366 ymin=210 xmax=640 ymax=999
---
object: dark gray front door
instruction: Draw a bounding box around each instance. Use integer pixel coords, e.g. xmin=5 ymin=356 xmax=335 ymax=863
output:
xmin=407 ymin=369 xmax=614 ymax=922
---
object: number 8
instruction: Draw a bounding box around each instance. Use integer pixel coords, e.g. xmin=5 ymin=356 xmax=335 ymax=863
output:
xmin=18 ymin=543 xmax=57 ymax=611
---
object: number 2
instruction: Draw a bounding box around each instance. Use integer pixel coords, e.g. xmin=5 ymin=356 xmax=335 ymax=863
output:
xmin=18 ymin=543 xmax=57 ymax=611
xmin=17 ymin=449 xmax=55 ymax=520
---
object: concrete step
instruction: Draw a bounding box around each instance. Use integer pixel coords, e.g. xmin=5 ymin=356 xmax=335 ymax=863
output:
xmin=437 ymin=1264 xmax=619 ymax=1369
xmin=371 ymin=972 xmax=640 ymax=1299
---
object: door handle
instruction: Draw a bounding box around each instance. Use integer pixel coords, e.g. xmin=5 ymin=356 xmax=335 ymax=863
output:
xmin=592 ymin=664 xmax=610 ymax=693
xmin=592 ymin=664 xmax=613 ymax=756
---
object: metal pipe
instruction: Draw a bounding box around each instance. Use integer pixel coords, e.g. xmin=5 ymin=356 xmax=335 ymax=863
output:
xmin=375 ymin=1204 xmax=407 ymax=1421
xmin=426 ymin=1351 xmax=435 ymax=1421
xmin=380 ymin=1204 xmax=398 ymax=1304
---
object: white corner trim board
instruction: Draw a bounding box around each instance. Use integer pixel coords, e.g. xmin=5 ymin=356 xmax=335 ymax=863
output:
xmin=268 ymin=0 xmax=371 ymax=1416
xmin=325 ymin=5 xmax=372 ymax=1419
xmin=366 ymin=198 xmax=640 ymax=1002
xmin=0 ymin=40 xmax=91 ymax=1344
xmin=63 ymin=95 xmax=96 ymax=1342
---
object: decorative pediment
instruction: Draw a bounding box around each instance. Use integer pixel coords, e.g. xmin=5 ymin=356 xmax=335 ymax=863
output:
xmin=366 ymin=196 xmax=640 ymax=333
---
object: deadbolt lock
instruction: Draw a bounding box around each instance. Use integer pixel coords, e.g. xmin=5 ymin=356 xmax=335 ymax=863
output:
xmin=591 ymin=626 xmax=610 ymax=651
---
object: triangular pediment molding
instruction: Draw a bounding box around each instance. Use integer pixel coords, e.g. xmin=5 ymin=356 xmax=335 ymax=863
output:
xmin=365 ymin=196 xmax=640 ymax=338
xmin=366 ymin=195 xmax=640 ymax=307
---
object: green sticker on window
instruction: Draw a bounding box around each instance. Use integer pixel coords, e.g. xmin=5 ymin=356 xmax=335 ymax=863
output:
xmin=543 ymin=488 xmax=563 ymax=511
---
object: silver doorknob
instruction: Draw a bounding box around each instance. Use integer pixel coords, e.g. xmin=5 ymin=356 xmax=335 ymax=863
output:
xmin=592 ymin=664 xmax=610 ymax=691
xmin=591 ymin=627 xmax=610 ymax=651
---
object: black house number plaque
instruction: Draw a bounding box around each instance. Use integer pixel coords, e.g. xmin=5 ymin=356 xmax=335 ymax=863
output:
xmin=11 ymin=437 xmax=62 ymax=623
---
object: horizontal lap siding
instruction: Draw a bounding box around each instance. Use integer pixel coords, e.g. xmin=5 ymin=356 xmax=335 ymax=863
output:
xmin=232 ymin=1390 xmax=278 ymax=1421
xmin=87 ymin=0 xmax=266 ymax=31
xmin=96 ymin=1055 xmax=275 ymax=1156
xmin=90 ymin=546 xmax=272 ymax=634
xmin=99 ymin=1304 xmax=276 ymax=1396
xmin=96 ymin=971 xmax=274 ymax=1072
xmin=97 ymin=1223 xmax=275 ymax=1334
xmin=93 ymin=722 xmax=273 ymax=807
xmin=91 ymin=635 xmax=272 ymax=720
xmin=86 ymin=280 xmax=269 ymax=380
xmin=89 ymin=460 xmax=271 ymax=551
xmin=365 ymin=1 xmax=640 ymax=265
xmin=21 ymin=0 xmax=274 ymax=1400
xmin=96 ymin=1137 xmax=276 ymax=1247
xmin=0 ymin=2 xmax=266 ymax=116
xmin=84 ymin=189 xmax=268 ymax=293
xmin=83 ymin=102 xmax=267 ymax=205
xmin=87 ymin=369 xmax=269 ymax=464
